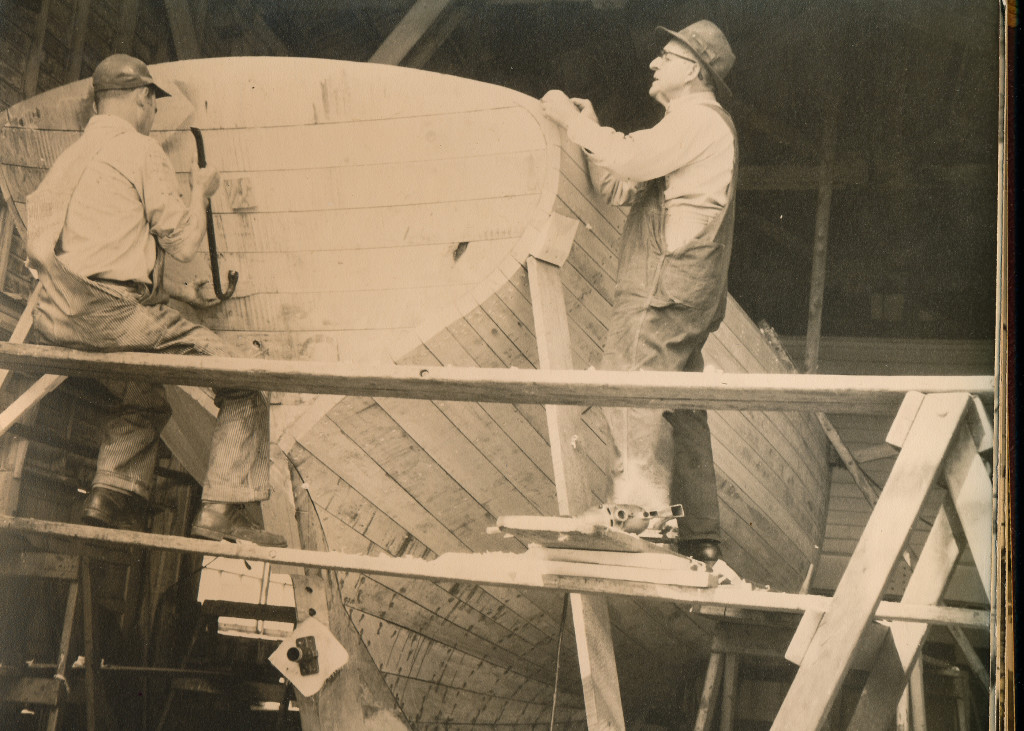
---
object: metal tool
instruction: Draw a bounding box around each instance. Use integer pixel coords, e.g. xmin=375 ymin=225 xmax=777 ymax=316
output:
xmin=190 ymin=127 xmax=238 ymax=300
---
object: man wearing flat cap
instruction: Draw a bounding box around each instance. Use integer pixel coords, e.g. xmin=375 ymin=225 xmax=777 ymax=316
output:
xmin=26 ymin=54 xmax=286 ymax=547
xmin=542 ymin=20 xmax=737 ymax=565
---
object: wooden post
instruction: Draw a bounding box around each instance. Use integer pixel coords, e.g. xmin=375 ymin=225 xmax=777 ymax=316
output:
xmin=45 ymin=580 xmax=79 ymax=731
xmin=693 ymin=652 xmax=725 ymax=731
xmin=771 ymin=392 xmax=975 ymax=731
xmin=908 ymin=657 xmax=927 ymax=731
xmin=24 ymin=0 xmax=54 ymax=98
xmin=81 ymin=558 xmax=100 ymax=731
xmin=0 ymin=205 xmax=16 ymax=294
xmin=896 ymin=688 xmax=912 ymax=731
xmin=527 ymin=241 xmax=626 ymax=730
xmin=66 ymin=0 xmax=93 ymax=83
xmin=719 ymin=653 xmax=739 ymax=731
xmin=804 ymin=92 xmax=839 ymax=374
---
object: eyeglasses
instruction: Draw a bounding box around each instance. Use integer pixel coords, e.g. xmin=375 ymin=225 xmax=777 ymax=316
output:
xmin=657 ymin=49 xmax=697 ymax=64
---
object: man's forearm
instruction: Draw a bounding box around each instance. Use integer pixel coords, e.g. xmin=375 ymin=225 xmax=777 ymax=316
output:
xmin=163 ymin=191 xmax=210 ymax=262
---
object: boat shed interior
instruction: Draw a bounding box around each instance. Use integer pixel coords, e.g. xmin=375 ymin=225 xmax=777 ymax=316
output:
xmin=0 ymin=1 xmax=1007 ymax=730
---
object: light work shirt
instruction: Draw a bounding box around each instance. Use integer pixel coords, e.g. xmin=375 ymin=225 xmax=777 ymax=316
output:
xmin=566 ymin=91 xmax=736 ymax=250
xmin=57 ymin=114 xmax=195 ymax=283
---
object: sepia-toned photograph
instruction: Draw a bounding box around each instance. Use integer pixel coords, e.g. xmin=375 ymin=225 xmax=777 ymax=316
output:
xmin=0 ymin=1 xmax=1010 ymax=729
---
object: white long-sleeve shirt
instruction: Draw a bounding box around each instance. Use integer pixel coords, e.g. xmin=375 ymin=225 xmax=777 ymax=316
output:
xmin=566 ymin=91 xmax=736 ymax=249
xmin=57 ymin=114 xmax=197 ymax=283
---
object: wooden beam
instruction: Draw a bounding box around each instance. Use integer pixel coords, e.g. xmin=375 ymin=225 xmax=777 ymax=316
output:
xmin=845 ymin=501 xmax=965 ymax=730
xmin=771 ymin=392 xmax=975 ymax=731
xmin=0 ymin=343 xmax=995 ymax=415
xmin=163 ymin=0 xmax=202 ymax=60
xmin=66 ymin=0 xmax=93 ymax=83
xmin=0 ymin=515 xmax=991 ymax=630
xmin=0 ymin=374 xmax=66 ymax=439
xmin=527 ymin=252 xmax=626 ymax=729
xmin=369 ymin=0 xmax=458 ymax=66
xmin=760 ymin=323 xmax=881 ymax=508
xmin=0 ymin=285 xmax=43 ymax=517
xmin=404 ymin=1 xmax=472 ymax=68
xmin=948 ymin=625 xmax=990 ymax=689
xmin=0 ymin=204 xmax=16 ymax=293
xmin=24 ymin=0 xmax=54 ymax=98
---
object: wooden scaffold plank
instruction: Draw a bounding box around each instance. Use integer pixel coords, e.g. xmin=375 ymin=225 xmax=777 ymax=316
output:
xmin=0 ymin=514 xmax=990 ymax=631
xmin=0 ymin=342 xmax=995 ymax=414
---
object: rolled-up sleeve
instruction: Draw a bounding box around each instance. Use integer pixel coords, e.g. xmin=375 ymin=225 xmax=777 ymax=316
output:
xmin=140 ymin=143 xmax=196 ymax=261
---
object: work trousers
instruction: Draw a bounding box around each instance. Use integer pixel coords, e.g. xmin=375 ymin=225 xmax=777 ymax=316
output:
xmin=600 ymin=295 xmax=720 ymax=541
xmin=32 ymin=258 xmax=270 ymax=504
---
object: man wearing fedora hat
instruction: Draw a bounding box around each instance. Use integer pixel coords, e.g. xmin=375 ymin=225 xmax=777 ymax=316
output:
xmin=26 ymin=54 xmax=286 ymax=547
xmin=542 ymin=20 xmax=738 ymax=565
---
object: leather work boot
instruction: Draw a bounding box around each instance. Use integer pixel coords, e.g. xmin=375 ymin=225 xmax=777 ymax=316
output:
xmin=677 ymin=539 xmax=721 ymax=565
xmin=191 ymin=501 xmax=287 ymax=547
xmin=81 ymin=486 xmax=149 ymax=532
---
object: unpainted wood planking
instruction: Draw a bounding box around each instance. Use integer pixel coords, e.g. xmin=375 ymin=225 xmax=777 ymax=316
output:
xmin=176 ymin=151 xmax=547 ymax=214
xmin=207 ymin=197 xmax=538 ymax=253
xmin=310 ymin=505 xmax=557 ymax=659
xmin=182 ymin=107 xmax=543 ymax=171
xmin=175 ymin=240 xmax=517 ymax=298
xmin=423 ymin=326 xmax=557 ymax=483
xmin=313 ymin=398 xmax=562 ymax=636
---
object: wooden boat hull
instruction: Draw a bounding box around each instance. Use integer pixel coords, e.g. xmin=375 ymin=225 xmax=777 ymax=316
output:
xmin=0 ymin=58 xmax=830 ymax=726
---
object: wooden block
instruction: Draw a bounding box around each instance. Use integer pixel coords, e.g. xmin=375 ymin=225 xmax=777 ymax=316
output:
xmin=942 ymin=422 xmax=994 ymax=601
xmin=785 ymin=610 xmax=822 ymax=665
xmin=529 ymin=546 xmax=716 ymax=588
xmin=531 ymin=215 xmax=580 ymax=267
xmin=886 ymin=391 xmax=925 ymax=448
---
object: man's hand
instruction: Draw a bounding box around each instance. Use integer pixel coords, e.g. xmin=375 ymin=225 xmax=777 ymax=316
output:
xmin=570 ymin=97 xmax=599 ymax=123
xmin=164 ymin=276 xmax=221 ymax=308
xmin=541 ymin=90 xmax=581 ymax=128
xmin=191 ymin=162 xmax=221 ymax=200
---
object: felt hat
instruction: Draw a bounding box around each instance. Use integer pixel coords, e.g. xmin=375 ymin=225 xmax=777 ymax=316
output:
xmin=656 ymin=20 xmax=735 ymax=101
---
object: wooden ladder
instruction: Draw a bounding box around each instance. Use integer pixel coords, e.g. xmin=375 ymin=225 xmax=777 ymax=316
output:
xmin=773 ymin=390 xmax=993 ymax=731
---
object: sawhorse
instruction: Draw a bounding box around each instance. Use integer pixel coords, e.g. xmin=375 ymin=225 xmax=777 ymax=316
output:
xmin=774 ymin=390 xmax=993 ymax=731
